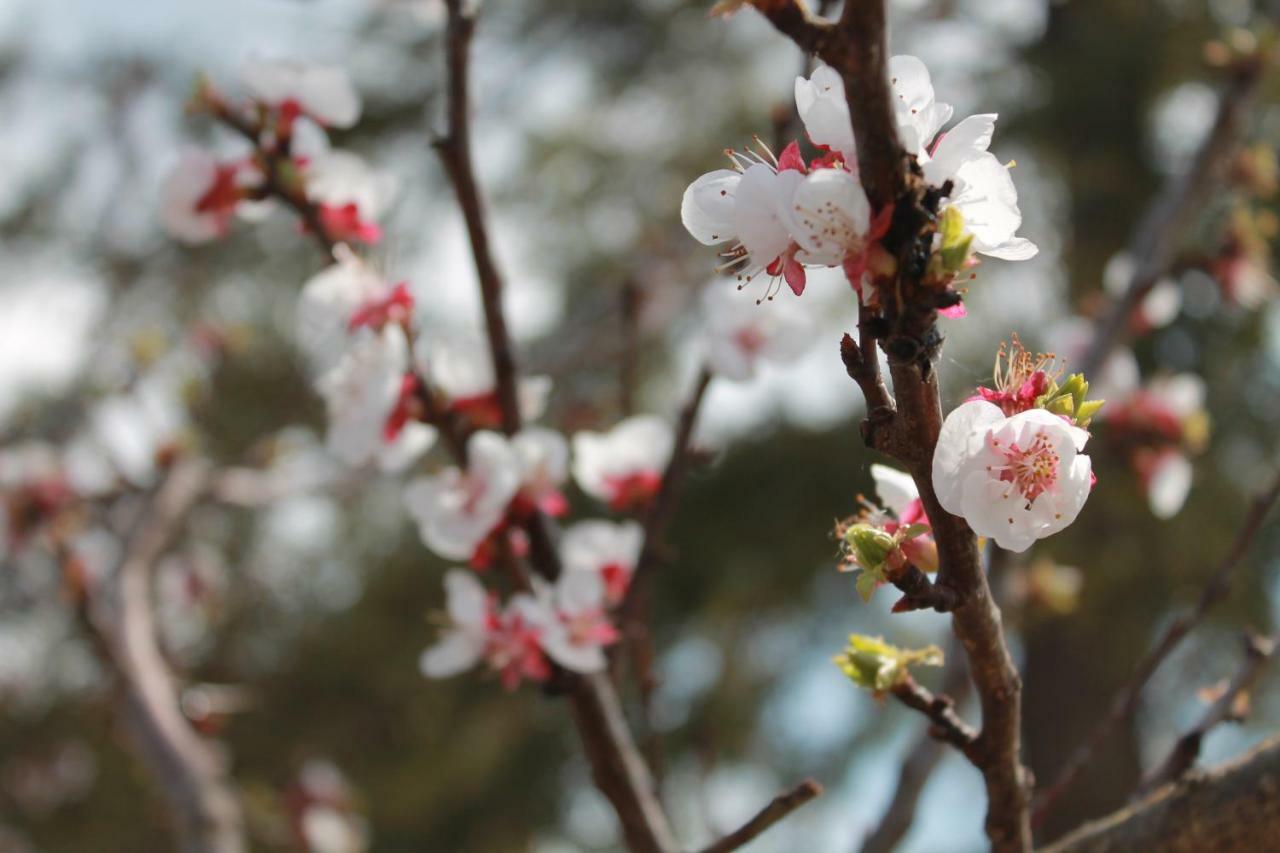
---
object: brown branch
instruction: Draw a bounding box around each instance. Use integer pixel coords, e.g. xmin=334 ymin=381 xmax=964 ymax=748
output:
xmin=432 ymin=4 xmax=676 ymax=849
xmin=890 ymin=674 xmax=981 ymax=763
xmin=435 ymin=0 xmax=521 ymax=437
xmin=1135 ymin=631 xmax=1275 ymax=798
xmin=1042 ymin=733 xmax=1280 ymax=853
xmin=759 ymin=2 xmax=1033 ymax=847
xmin=1033 ymin=467 xmax=1280 ymax=825
xmin=1080 ymin=51 xmax=1269 ymax=377
xmin=697 ymin=779 xmax=823 ymax=853
xmin=863 ymin=659 xmax=973 ymax=853
xmin=87 ymin=461 xmax=245 ymax=853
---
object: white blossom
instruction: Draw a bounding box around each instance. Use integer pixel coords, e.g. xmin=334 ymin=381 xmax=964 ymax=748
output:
xmin=561 ymin=519 xmax=644 ymax=605
xmin=932 ymin=401 xmax=1093 ymax=552
xmin=571 ymin=415 xmax=673 ymax=511
xmin=414 ymin=331 xmax=551 ymax=423
xmin=297 ymin=247 xmax=392 ymax=375
xmin=528 ymin=572 xmax=618 ymax=674
xmin=241 ymin=58 xmax=362 ymax=128
xmin=403 ymin=431 xmax=521 ymax=561
xmin=794 ymin=65 xmax=855 ymax=163
xmin=316 ymin=326 xmax=408 ymax=467
xmin=702 ymin=285 xmax=814 ymax=381
xmin=159 ymin=148 xmax=256 ymax=244
xmin=511 ymin=428 xmax=570 ymax=515
xmin=784 ymin=167 xmax=872 ymax=268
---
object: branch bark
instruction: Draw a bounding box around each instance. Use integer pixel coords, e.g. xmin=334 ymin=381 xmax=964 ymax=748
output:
xmin=1033 ymin=468 xmax=1280 ymax=825
xmin=890 ymin=673 xmax=980 ymax=764
xmin=1042 ymin=734 xmax=1280 ymax=853
xmin=96 ymin=461 xmax=245 ymax=853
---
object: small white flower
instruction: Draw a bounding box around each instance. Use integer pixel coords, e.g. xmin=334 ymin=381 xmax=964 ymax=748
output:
xmin=419 ymin=569 xmax=491 ymax=678
xmin=414 ymin=331 xmax=551 ymax=424
xmin=794 ymin=65 xmax=855 ymax=163
xmin=404 ymin=431 xmax=521 ymax=561
xmin=528 ymin=571 xmax=618 ymax=674
xmin=159 ymin=148 xmax=257 ymax=244
xmin=702 ymin=285 xmax=813 ymax=381
xmin=784 ymin=167 xmax=872 ymax=268
xmin=932 ymin=400 xmax=1093 ymax=552
xmin=1147 ymin=450 xmax=1192 ymax=520
xmin=304 ymin=150 xmax=397 ymax=225
xmin=571 ymin=415 xmax=673 ymax=512
xmin=240 ymin=58 xmax=362 ymax=128
xmin=561 ymin=519 xmax=644 ymax=605
xmin=317 ymin=326 xmax=408 ymax=467
xmin=297 ymin=247 xmax=392 ymax=375
xmin=512 ymin=428 xmax=570 ymax=516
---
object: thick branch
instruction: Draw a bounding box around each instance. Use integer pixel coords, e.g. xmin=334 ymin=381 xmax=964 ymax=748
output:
xmin=1135 ymin=631 xmax=1275 ymax=798
xmin=698 ymin=779 xmax=823 ymax=853
xmin=1043 ymin=734 xmax=1280 ymax=853
xmin=103 ymin=461 xmax=245 ymax=853
xmin=1034 ymin=468 xmax=1280 ymax=824
xmin=1081 ymin=53 xmax=1268 ymax=377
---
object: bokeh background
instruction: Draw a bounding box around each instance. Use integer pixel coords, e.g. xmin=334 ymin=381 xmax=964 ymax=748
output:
xmin=2 ymin=0 xmax=1279 ymax=850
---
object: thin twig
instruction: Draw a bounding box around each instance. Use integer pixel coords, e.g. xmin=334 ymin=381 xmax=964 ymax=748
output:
xmin=889 ymin=674 xmax=981 ymax=764
xmin=697 ymin=779 xmax=823 ymax=853
xmin=1080 ymin=50 xmax=1269 ymax=377
xmin=1033 ymin=468 xmax=1280 ymax=826
xmin=1134 ymin=630 xmax=1275 ymax=798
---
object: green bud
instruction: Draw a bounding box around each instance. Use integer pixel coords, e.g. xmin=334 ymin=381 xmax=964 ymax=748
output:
xmin=844 ymin=523 xmax=896 ymax=572
xmin=936 ymin=207 xmax=973 ymax=273
xmin=1075 ymin=398 xmax=1105 ymax=426
xmin=834 ymin=634 xmax=945 ymax=692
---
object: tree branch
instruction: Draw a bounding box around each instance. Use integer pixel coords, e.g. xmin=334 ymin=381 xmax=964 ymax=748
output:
xmin=1135 ymin=631 xmax=1275 ymax=798
xmin=890 ymin=673 xmax=980 ymax=764
xmin=1033 ymin=467 xmax=1280 ymax=825
xmin=1080 ymin=51 xmax=1269 ymax=377
xmin=91 ymin=461 xmax=245 ymax=853
xmin=697 ymin=779 xmax=823 ymax=853
xmin=1042 ymin=734 xmax=1280 ymax=853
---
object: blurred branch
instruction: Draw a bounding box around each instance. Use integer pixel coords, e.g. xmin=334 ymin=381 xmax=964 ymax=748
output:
xmin=1135 ymin=630 xmax=1275 ymax=798
xmin=433 ymin=3 xmax=677 ymax=850
xmin=889 ymin=674 xmax=980 ymax=761
xmin=1033 ymin=467 xmax=1280 ymax=826
xmin=758 ymin=3 xmax=1033 ymax=849
xmin=86 ymin=460 xmax=245 ymax=853
xmin=1042 ymin=734 xmax=1280 ymax=853
xmin=697 ymin=779 xmax=823 ymax=853
xmin=863 ymin=659 xmax=973 ymax=853
xmin=1080 ymin=49 xmax=1271 ymax=377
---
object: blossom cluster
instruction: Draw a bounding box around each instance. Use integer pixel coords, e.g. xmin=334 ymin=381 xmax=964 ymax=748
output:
xmin=682 ymin=56 xmax=1036 ymax=306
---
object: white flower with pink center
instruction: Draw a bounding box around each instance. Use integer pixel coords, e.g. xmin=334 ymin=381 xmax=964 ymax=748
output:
xmin=159 ymin=148 xmax=260 ymax=244
xmin=681 ymin=154 xmax=807 ymax=297
xmin=511 ymin=428 xmax=570 ymax=517
xmin=529 ymin=571 xmax=619 ymax=674
xmin=415 ymin=332 xmax=552 ymax=428
xmin=571 ymin=415 xmax=673 ymax=513
xmin=403 ymin=431 xmax=522 ymax=561
xmin=316 ymin=326 xmax=410 ymax=467
xmin=303 ymin=151 xmax=397 ymax=246
xmin=702 ymin=284 xmax=813 ymax=381
xmin=297 ymin=248 xmax=396 ymax=374
xmin=933 ymin=401 xmax=1093 ymax=552
xmin=419 ymin=569 xmax=551 ymax=690
xmin=240 ymin=59 xmax=361 ymax=129
xmin=561 ymin=520 xmax=644 ymax=606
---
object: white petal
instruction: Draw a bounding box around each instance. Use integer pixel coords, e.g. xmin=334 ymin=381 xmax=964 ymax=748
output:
xmin=733 ymin=164 xmax=799 ymax=268
xmin=420 ymin=630 xmax=484 ymax=678
xmin=443 ymin=568 xmax=488 ymax=627
xmin=681 ymin=169 xmax=740 ymax=246
xmin=932 ymin=400 xmax=1005 ymax=515
xmin=871 ymin=464 xmax=919 ymax=517
xmin=890 ymin=55 xmax=952 ymax=155
xmin=786 ymin=168 xmax=871 ymax=265
xmin=561 ymin=520 xmax=644 ymax=574
xmin=924 ymin=113 xmax=997 ymax=183
xmin=794 ymin=65 xmax=855 ymax=161
xmin=1148 ymin=452 xmax=1192 ymax=519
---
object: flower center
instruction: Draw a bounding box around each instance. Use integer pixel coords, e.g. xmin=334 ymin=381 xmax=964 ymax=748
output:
xmin=989 ymin=431 xmax=1060 ymax=505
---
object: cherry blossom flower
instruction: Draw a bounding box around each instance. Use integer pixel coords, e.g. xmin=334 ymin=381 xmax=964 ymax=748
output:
xmin=571 ymin=415 xmax=673 ymax=512
xmin=414 ymin=332 xmax=551 ymax=428
xmin=297 ymin=248 xmax=397 ymax=374
xmin=511 ymin=428 xmax=570 ymax=518
xmin=303 ymin=151 xmax=396 ymax=245
xmin=681 ymin=151 xmax=807 ymax=296
xmin=969 ymin=335 xmax=1059 ymax=417
xmin=888 ymin=55 xmax=954 ymax=159
xmin=702 ymin=284 xmax=814 ymax=381
xmin=1103 ymin=253 xmax=1181 ymax=331
xmin=561 ymin=520 xmax=644 ymax=605
xmin=784 ymin=167 xmax=892 ymax=290
xmin=240 ymin=58 xmax=361 ymax=129
xmin=932 ymin=401 xmax=1093 ymax=552
xmin=528 ymin=571 xmax=619 ymax=674
xmin=316 ymin=326 xmax=409 ymax=467
xmin=419 ymin=569 xmax=551 ymax=690
xmin=794 ymin=65 xmax=855 ymax=165
xmin=159 ymin=148 xmax=259 ymax=244
xmin=404 ymin=431 xmax=522 ymax=561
